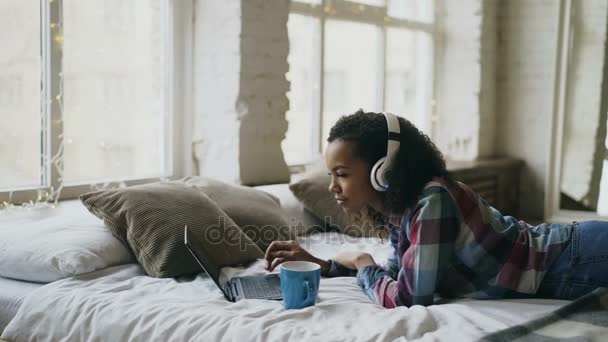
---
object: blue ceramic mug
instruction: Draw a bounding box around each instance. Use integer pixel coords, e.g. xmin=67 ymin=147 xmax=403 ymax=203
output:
xmin=279 ymin=261 xmax=320 ymax=309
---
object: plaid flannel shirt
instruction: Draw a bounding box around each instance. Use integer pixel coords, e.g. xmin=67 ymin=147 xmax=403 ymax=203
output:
xmin=356 ymin=177 xmax=573 ymax=308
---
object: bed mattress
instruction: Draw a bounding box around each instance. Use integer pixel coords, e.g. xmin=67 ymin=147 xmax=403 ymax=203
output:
xmin=1 ymin=232 xmax=570 ymax=341
xmin=0 ymin=186 xmax=574 ymax=341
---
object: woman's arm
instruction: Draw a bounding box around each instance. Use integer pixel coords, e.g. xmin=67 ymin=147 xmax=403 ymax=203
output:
xmin=264 ymin=240 xmax=358 ymax=277
xmin=265 ymin=240 xmax=329 ymax=272
xmin=356 ymin=188 xmax=459 ymax=308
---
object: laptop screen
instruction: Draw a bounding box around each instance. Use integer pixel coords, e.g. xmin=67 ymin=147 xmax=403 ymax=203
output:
xmin=184 ymin=225 xmax=228 ymax=298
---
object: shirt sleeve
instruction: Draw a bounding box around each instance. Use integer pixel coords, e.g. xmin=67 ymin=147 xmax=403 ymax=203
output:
xmin=382 ymin=222 xmax=404 ymax=280
xmin=356 ymin=188 xmax=460 ymax=308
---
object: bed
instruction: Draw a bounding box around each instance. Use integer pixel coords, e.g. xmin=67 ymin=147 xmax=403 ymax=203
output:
xmin=0 ymin=184 xmax=605 ymax=341
xmin=0 ymin=232 xmax=572 ymax=341
xmin=0 ymin=277 xmax=43 ymax=332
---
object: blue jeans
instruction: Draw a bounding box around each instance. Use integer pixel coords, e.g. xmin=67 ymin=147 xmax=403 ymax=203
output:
xmin=536 ymin=220 xmax=608 ymax=300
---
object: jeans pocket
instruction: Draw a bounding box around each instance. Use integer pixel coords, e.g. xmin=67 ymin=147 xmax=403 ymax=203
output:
xmin=566 ymin=221 xmax=608 ymax=294
xmin=572 ymin=221 xmax=608 ymax=265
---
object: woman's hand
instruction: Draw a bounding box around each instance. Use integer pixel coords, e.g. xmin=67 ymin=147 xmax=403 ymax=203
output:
xmin=333 ymin=252 xmax=376 ymax=270
xmin=264 ymin=240 xmax=330 ymax=274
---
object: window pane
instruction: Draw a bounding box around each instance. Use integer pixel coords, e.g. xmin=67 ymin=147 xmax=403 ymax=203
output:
xmin=387 ymin=0 xmax=434 ymax=23
xmin=0 ymin=1 xmax=42 ymax=190
xmin=283 ymin=14 xmax=319 ymax=165
xmin=385 ymin=29 xmax=415 ymax=121
xmin=323 ymin=20 xmax=382 ymax=149
xmin=292 ymin=0 xmax=322 ymax=4
xmin=386 ymin=28 xmax=433 ymax=134
xmin=62 ymin=0 xmax=166 ymax=183
xmin=346 ymin=0 xmax=385 ymax=6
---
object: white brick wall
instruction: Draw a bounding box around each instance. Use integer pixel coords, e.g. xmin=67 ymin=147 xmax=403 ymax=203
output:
xmin=435 ymin=0 xmax=482 ymax=160
xmin=192 ymin=0 xmax=290 ymax=185
xmin=439 ymin=0 xmax=607 ymax=219
xmin=193 ymin=0 xmax=241 ymax=182
xmin=496 ymin=0 xmax=560 ymax=219
xmin=435 ymin=0 xmax=496 ymax=160
xmin=479 ymin=0 xmax=498 ymax=158
xmin=194 ymin=0 xmax=499 ymax=183
xmin=188 ymin=0 xmax=608 ymax=218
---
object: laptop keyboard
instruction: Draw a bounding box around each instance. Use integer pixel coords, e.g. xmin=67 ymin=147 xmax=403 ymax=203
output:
xmin=240 ymin=276 xmax=282 ymax=299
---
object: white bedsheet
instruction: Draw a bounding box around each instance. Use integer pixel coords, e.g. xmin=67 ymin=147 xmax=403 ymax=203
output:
xmin=0 ymin=277 xmax=43 ymax=333
xmin=2 ymin=233 xmax=569 ymax=342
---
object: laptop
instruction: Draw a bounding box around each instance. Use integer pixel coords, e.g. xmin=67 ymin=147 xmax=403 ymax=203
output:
xmin=184 ymin=225 xmax=282 ymax=302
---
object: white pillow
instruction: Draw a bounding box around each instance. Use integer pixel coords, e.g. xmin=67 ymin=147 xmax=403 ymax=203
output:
xmin=0 ymin=200 xmax=134 ymax=282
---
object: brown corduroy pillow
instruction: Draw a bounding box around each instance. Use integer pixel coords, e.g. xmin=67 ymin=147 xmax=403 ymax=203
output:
xmin=179 ymin=177 xmax=295 ymax=251
xmin=80 ymin=182 xmax=263 ymax=278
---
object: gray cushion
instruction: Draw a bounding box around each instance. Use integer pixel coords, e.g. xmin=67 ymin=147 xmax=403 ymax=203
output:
xmin=288 ymin=172 xmax=385 ymax=238
xmin=254 ymin=183 xmax=325 ymax=236
xmin=180 ymin=177 xmax=295 ymax=251
xmin=80 ymin=182 xmax=263 ymax=278
xmin=288 ymin=172 xmax=352 ymax=230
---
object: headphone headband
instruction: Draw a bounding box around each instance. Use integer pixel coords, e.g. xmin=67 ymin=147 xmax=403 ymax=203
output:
xmin=370 ymin=112 xmax=401 ymax=192
xmin=388 ymin=131 xmax=401 ymax=141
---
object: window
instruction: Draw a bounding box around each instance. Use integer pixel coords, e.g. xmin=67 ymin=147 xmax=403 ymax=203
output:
xmin=0 ymin=0 xmax=185 ymax=203
xmin=0 ymin=1 xmax=42 ymax=191
xmin=283 ymin=0 xmax=435 ymax=166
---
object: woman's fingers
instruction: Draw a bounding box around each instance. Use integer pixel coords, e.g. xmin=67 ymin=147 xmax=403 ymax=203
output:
xmin=265 ymin=240 xmax=295 ymax=256
xmin=265 ymin=250 xmax=295 ymax=270
xmin=264 ymin=241 xmax=282 ymax=264
xmin=264 ymin=240 xmax=297 ymax=266
xmin=271 ymin=250 xmax=295 ymax=259
xmin=269 ymin=257 xmax=286 ymax=272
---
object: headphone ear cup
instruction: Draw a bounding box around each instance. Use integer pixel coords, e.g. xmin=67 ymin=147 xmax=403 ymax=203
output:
xmin=370 ymin=157 xmax=388 ymax=192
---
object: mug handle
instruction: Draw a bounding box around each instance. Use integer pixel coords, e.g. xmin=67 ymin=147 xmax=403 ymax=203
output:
xmin=303 ymin=280 xmax=311 ymax=303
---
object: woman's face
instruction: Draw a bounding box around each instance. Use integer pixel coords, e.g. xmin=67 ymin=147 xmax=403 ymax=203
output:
xmin=325 ymin=139 xmax=381 ymax=214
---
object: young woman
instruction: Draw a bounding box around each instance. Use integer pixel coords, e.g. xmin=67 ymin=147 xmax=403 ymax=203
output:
xmin=264 ymin=110 xmax=608 ymax=308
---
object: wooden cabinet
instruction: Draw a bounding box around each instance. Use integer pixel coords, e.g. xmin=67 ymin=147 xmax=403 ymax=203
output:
xmin=447 ymin=158 xmax=524 ymax=217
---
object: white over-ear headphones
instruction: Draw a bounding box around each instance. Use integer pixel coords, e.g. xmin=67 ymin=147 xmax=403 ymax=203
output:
xmin=370 ymin=112 xmax=401 ymax=192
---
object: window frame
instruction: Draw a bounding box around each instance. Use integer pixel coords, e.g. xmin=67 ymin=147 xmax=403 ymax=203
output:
xmin=545 ymin=0 xmax=608 ymax=222
xmin=0 ymin=0 xmax=194 ymax=204
xmin=287 ymin=0 xmax=437 ymax=169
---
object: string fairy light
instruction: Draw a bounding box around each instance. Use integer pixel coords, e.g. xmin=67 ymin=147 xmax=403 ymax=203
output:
xmin=45 ymin=0 xmax=66 ymax=206
xmin=1 ymin=1 xmax=65 ymax=212
xmin=2 ymin=0 xmax=195 ymax=213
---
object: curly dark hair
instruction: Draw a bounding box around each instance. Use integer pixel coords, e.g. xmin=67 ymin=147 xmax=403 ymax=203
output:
xmin=327 ymin=109 xmax=449 ymax=216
